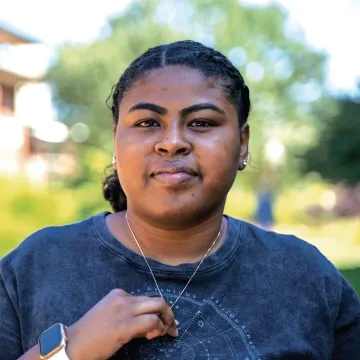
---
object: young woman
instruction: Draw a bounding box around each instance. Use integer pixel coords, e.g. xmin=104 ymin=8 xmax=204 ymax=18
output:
xmin=1 ymin=40 xmax=359 ymax=360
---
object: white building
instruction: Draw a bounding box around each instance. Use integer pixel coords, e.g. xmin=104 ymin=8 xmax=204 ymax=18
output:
xmin=0 ymin=21 xmax=77 ymax=183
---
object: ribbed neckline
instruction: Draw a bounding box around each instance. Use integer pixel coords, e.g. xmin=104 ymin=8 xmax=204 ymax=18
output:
xmin=92 ymin=212 xmax=244 ymax=279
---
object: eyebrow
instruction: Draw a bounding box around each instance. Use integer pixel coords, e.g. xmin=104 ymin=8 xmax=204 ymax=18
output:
xmin=180 ymin=103 xmax=225 ymax=117
xmin=128 ymin=102 xmax=225 ymax=117
xmin=128 ymin=102 xmax=167 ymax=115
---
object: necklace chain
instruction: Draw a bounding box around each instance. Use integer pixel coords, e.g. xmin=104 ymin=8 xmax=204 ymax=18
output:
xmin=125 ymin=212 xmax=222 ymax=310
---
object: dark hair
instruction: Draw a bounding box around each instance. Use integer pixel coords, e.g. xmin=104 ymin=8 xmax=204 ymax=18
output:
xmin=103 ymin=40 xmax=251 ymax=212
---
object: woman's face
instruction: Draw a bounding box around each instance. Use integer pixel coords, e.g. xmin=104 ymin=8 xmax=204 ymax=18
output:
xmin=114 ymin=66 xmax=249 ymax=226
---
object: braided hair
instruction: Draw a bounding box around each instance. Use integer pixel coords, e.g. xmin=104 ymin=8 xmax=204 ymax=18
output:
xmin=103 ymin=40 xmax=251 ymax=212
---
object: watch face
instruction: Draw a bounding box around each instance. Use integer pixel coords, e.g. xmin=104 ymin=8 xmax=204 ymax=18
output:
xmin=39 ymin=323 xmax=64 ymax=356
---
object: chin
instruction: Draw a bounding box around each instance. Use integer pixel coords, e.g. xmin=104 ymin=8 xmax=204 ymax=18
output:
xmin=152 ymin=209 xmax=207 ymax=229
xmin=136 ymin=194 xmax=224 ymax=229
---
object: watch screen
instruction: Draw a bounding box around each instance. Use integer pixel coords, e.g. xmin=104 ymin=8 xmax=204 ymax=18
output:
xmin=39 ymin=324 xmax=63 ymax=356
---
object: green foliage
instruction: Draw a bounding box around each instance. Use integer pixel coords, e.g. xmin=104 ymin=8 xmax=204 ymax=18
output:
xmin=0 ymin=177 xmax=76 ymax=255
xmin=302 ymin=96 xmax=360 ymax=185
xmin=0 ymin=144 xmax=114 ymax=257
xmin=340 ymin=268 xmax=360 ymax=296
xmin=0 ymin=176 xmax=110 ymax=257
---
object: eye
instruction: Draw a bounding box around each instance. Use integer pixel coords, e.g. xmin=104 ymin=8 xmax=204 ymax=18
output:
xmin=189 ymin=119 xmax=216 ymax=127
xmin=135 ymin=119 xmax=160 ymax=128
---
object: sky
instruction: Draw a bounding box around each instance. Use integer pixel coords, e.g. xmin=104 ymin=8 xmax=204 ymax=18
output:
xmin=1 ymin=0 xmax=359 ymax=93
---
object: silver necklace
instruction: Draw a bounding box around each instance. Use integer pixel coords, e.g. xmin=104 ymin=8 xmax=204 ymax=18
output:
xmin=125 ymin=212 xmax=222 ymax=326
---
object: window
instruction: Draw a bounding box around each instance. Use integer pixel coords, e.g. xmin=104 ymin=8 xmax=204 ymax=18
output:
xmin=1 ymin=84 xmax=15 ymax=111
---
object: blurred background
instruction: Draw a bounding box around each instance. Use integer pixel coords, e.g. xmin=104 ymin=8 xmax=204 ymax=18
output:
xmin=0 ymin=0 xmax=359 ymax=293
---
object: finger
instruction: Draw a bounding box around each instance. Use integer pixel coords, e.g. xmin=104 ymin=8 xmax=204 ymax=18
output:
xmin=146 ymin=329 xmax=163 ymax=340
xmin=157 ymin=306 xmax=176 ymax=328
xmin=129 ymin=314 xmax=165 ymax=339
xmin=132 ymin=295 xmax=156 ymax=302
xmin=165 ymin=320 xmax=178 ymax=337
xmin=133 ymin=298 xmax=174 ymax=325
xmin=109 ymin=288 xmax=130 ymax=297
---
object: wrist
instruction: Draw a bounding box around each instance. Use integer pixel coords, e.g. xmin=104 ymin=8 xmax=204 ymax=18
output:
xmin=65 ymin=324 xmax=82 ymax=360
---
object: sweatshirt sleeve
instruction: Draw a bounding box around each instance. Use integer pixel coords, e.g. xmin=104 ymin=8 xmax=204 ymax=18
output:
xmin=0 ymin=263 xmax=23 ymax=360
xmin=332 ymin=275 xmax=360 ymax=359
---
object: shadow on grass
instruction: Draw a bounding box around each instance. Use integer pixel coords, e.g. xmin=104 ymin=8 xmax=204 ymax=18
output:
xmin=340 ymin=268 xmax=360 ymax=297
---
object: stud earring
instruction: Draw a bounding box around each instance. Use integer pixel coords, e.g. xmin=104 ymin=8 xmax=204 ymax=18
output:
xmin=112 ymin=156 xmax=116 ymax=165
xmin=243 ymin=158 xmax=248 ymax=166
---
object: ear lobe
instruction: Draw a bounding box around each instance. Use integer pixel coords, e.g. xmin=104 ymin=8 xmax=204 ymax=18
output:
xmin=112 ymin=126 xmax=117 ymax=170
xmin=238 ymin=144 xmax=249 ymax=171
xmin=238 ymin=123 xmax=250 ymax=171
xmin=238 ymin=154 xmax=249 ymax=171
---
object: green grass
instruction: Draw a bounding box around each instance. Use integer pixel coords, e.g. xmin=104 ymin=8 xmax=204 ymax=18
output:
xmin=340 ymin=268 xmax=360 ymax=297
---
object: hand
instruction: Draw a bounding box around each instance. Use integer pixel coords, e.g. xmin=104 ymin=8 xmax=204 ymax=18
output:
xmin=65 ymin=289 xmax=178 ymax=360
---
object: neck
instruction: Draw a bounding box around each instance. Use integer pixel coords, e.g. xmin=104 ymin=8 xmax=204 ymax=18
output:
xmin=107 ymin=209 xmax=227 ymax=266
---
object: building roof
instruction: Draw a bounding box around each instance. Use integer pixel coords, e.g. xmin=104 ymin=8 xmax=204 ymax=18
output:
xmin=0 ymin=20 xmax=40 ymax=44
xmin=0 ymin=69 xmax=36 ymax=86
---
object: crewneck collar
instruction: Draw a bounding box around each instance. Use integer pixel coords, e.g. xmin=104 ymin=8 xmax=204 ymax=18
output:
xmin=92 ymin=211 xmax=244 ymax=278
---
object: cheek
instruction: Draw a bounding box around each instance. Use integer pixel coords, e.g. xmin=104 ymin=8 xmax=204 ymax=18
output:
xmin=196 ymin=134 xmax=240 ymax=186
xmin=114 ymin=136 xmax=148 ymax=188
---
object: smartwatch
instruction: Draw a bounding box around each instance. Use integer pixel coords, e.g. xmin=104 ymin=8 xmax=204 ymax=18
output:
xmin=38 ymin=323 xmax=70 ymax=360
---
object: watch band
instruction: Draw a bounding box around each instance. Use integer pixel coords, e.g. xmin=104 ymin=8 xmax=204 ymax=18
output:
xmin=50 ymin=347 xmax=70 ymax=360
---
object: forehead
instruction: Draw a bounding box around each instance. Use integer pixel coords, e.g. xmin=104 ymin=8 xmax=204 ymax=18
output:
xmin=119 ymin=66 xmax=233 ymax=113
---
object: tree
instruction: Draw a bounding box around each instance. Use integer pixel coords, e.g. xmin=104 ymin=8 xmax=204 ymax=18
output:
xmin=301 ymin=94 xmax=360 ymax=185
xmin=47 ymin=0 xmax=331 ymax=188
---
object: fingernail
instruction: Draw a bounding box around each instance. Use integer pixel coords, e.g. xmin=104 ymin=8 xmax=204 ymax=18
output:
xmin=175 ymin=328 xmax=179 ymax=337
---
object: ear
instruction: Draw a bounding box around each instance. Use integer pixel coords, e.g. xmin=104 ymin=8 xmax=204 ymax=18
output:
xmin=112 ymin=124 xmax=117 ymax=170
xmin=112 ymin=154 xmax=116 ymax=170
xmin=238 ymin=123 xmax=250 ymax=171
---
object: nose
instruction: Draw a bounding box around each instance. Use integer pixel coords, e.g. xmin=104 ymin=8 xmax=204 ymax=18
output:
xmin=155 ymin=126 xmax=191 ymax=156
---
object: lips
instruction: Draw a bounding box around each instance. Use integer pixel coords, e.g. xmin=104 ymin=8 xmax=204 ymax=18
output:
xmin=151 ymin=162 xmax=198 ymax=186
